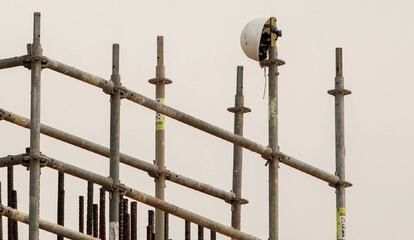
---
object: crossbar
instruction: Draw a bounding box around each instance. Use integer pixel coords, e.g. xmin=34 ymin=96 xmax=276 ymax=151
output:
xmin=0 ymin=204 xmax=98 ymax=240
xmin=37 ymin=154 xmax=261 ymax=240
xmin=0 ymin=108 xmax=239 ymax=202
xmin=39 ymin=57 xmax=348 ymax=186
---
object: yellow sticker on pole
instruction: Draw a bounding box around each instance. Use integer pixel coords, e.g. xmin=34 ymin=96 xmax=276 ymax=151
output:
xmin=337 ymin=208 xmax=346 ymax=240
xmin=155 ymin=98 xmax=165 ymax=130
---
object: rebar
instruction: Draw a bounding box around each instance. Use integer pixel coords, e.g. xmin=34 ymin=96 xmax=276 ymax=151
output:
xmin=210 ymin=231 xmax=216 ymax=240
xmin=328 ymin=48 xmax=351 ymax=240
xmin=198 ymin=225 xmax=203 ymax=240
xmin=119 ymin=195 xmax=124 ymax=240
xmin=57 ymin=171 xmax=65 ymax=240
xmin=228 ymin=66 xmax=250 ymax=233
xmin=11 ymin=190 xmax=18 ymax=240
xmin=99 ymin=188 xmax=106 ymax=240
xmin=268 ymin=17 xmax=280 ymax=240
xmin=148 ymin=210 xmax=154 ymax=240
xmin=147 ymin=210 xmax=154 ymax=240
xmin=7 ymin=166 xmax=13 ymax=240
xmin=79 ymin=196 xmax=84 ymax=233
xmin=0 ymin=204 xmax=98 ymax=240
xmin=164 ymin=212 xmax=169 ymax=240
xmin=28 ymin=12 xmax=42 ymax=240
xmin=0 ymin=183 xmax=3 ymax=240
xmin=185 ymin=220 xmax=190 ymax=240
xmin=109 ymin=43 xmax=121 ymax=240
xmin=130 ymin=202 xmax=137 ymax=240
xmin=87 ymin=182 xmax=93 ymax=235
xmin=123 ymin=199 xmax=129 ymax=240
xmin=93 ymin=204 xmax=98 ymax=238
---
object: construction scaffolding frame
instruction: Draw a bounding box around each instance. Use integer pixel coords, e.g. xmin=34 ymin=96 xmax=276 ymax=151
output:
xmin=0 ymin=13 xmax=352 ymax=240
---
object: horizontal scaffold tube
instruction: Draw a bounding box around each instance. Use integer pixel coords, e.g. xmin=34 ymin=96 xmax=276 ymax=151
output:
xmin=0 ymin=154 xmax=25 ymax=167
xmin=0 ymin=55 xmax=28 ymax=69
xmin=44 ymin=57 xmax=272 ymax=158
xmin=42 ymin=155 xmax=260 ymax=240
xmin=0 ymin=108 xmax=239 ymax=203
xmin=0 ymin=204 xmax=98 ymax=240
xmin=42 ymin=57 xmax=350 ymax=187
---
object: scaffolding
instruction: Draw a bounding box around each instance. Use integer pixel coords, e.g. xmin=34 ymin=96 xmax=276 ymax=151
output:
xmin=0 ymin=13 xmax=352 ymax=240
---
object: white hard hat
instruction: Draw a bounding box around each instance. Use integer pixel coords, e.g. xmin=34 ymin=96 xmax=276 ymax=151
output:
xmin=240 ymin=17 xmax=279 ymax=62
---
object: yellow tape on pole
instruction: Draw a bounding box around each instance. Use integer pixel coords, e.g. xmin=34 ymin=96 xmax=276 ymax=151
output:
xmin=155 ymin=98 xmax=166 ymax=130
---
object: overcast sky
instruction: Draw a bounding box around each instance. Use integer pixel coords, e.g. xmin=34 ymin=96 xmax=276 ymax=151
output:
xmin=0 ymin=0 xmax=413 ymax=239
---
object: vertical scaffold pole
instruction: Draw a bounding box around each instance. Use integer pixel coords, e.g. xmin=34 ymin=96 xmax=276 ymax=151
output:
xmin=328 ymin=48 xmax=351 ymax=240
xmin=228 ymin=66 xmax=250 ymax=235
xmin=29 ymin=12 xmax=42 ymax=240
xmin=149 ymin=35 xmax=172 ymax=240
xmin=268 ymin=17 xmax=280 ymax=240
xmin=109 ymin=43 xmax=121 ymax=240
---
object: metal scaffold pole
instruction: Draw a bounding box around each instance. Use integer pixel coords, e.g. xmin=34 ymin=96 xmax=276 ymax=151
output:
xmin=328 ymin=48 xmax=351 ymax=240
xmin=228 ymin=66 xmax=250 ymax=234
xmin=267 ymin=17 xmax=281 ymax=240
xmin=29 ymin=12 xmax=42 ymax=240
xmin=149 ymin=35 xmax=172 ymax=240
xmin=109 ymin=43 xmax=121 ymax=240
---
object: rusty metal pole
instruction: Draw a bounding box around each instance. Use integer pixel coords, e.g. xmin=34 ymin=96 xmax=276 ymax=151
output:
xmin=109 ymin=43 xmax=121 ymax=240
xmin=228 ymin=66 xmax=250 ymax=234
xmin=328 ymin=48 xmax=351 ymax=240
xmin=149 ymin=36 xmax=172 ymax=240
xmin=79 ymin=196 xmax=84 ymax=233
xmin=7 ymin=167 xmax=13 ymax=240
xmin=28 ymin=12 xmax=42 ymax=240
xmin=123 ymin=199 xmax=129 ymax=240
xmin=11 ymin=191 xmax=18 ymax=240
xmin=164 ymin=212 xmax=169 ymax=240
xmin=197 ymin=225 xmax=203 ymax=240
xmin=147 ymin=210 xmax=154 ymax=240
xmin=93 ymin=204 xmax=98 ymax=238
xmin=185 ymin=220 xmax=190 ymax=240
xmin=210 ymin=230 xmax=216 ymax=240
xmin=57 ymin=171 xmax=65 ymax=240
xmin=0 ymin=182 xmax=3 ymax=240
xmin=87 ymin=182 xmax=93 ymax=235
xmin=119 ymin=196 xmax=124 ymax=240
xmin=130 ymin=202 xmax=137 ymax=240
xmin=99 ymin=188 xmax=106 ymax=240
xmin=267 ymin=17 xmax=280 ymax=240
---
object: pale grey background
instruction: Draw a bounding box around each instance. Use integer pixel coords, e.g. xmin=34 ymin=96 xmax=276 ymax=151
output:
xmin=0 ymin=0 xmax=412 ymax=239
